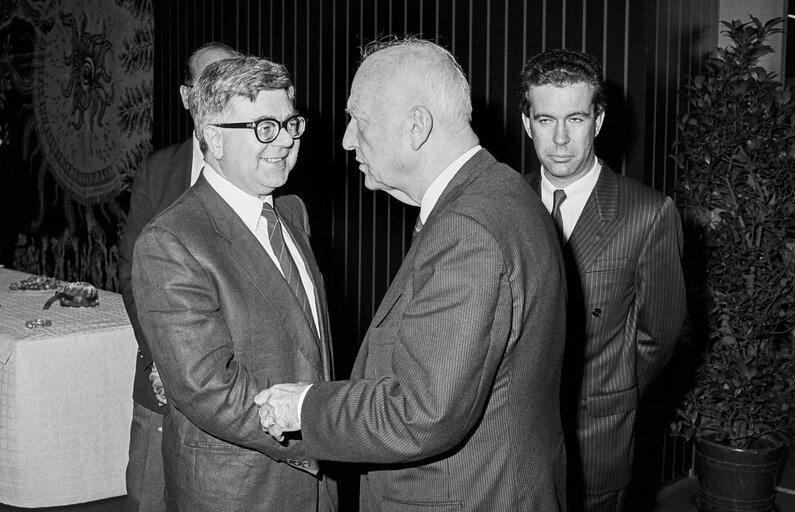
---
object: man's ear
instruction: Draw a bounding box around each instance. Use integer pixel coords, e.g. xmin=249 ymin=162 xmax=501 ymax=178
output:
xmin=594 ymin=109 xmax=606 ymax=137
xmin=409 ymin=106 xmax=433 ymax=151
xmin=203 ymin=126 xmax=224 ymax=160
xmin=179 ymin=85 xmax=191 ymax=111
xmin=521 ymin=113 xmax=533 ymax=139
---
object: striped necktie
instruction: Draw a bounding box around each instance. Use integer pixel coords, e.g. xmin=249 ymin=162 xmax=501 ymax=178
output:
xmin=260 ymin=203 xmax=318 ymax=338
xmin=551 ymin=189 xmax=567 ymax=242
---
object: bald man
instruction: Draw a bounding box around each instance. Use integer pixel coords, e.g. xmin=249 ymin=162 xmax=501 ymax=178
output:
xmin=256 ymin=37 xmax=567 ymax=511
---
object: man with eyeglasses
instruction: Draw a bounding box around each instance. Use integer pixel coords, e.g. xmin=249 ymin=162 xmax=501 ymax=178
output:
xmin=131 ymin=55 xmax=337 ymax=511
xmin=119 ymin=41 xmax=238 ymax=512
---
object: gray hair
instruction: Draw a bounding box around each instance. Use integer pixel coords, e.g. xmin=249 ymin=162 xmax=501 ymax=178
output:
xmin=362 ymin=36 xmax=472 ymax=127
xmin=191 ymin=56 xmax=295 ymax=152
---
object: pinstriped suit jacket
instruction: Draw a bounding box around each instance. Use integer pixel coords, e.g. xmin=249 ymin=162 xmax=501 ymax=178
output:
xmin=527 ymin=163 xmax=686 ymax=496
xmin=302 ymin=149 xmax=568 ymax=511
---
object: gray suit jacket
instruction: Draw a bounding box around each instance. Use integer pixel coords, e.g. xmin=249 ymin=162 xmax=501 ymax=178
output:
xmin=119 ymin=137 xmax=193 ymax=412
xmin=302 ymin=149 xmax=568 ymax=511
xmin=527 ymin=163 xmax=686 ymax=496
xmin=132 ymin=175 xmax=336 ymax=512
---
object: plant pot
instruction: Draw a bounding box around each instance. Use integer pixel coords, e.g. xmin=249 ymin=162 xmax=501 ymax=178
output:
xmin=694 ymin=437 xmax=786 ymax=512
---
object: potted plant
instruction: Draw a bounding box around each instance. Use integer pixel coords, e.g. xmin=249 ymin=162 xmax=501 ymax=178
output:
xmin=670 ymin=16 xmax=795 ymax=512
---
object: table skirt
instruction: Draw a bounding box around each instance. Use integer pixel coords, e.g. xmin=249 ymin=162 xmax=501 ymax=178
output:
xmin=0 ymin=269 xmax=137 ymax=507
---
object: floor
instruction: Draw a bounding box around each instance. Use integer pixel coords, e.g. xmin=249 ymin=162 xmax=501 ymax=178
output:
xmin=652 ymin=445 xmax=795 ymax=512
xmin=654 ymin=475 xmax=795 ymax=512
xmin=1 ymin=452 xmax=792 ymax=512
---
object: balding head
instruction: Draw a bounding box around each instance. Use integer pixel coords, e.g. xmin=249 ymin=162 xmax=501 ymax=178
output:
xmin=358 ymin=37 xmax=473 ymax=130
xmin=342 ymin=36 xmax=478 ymax=206
xmin=179 ymin=42 xmax=239 ymax=113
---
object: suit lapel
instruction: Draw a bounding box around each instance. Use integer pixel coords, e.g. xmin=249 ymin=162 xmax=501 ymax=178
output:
xmin=192 ymin=178 xmax=324 ymax=373
xmin=433 ymin=149 xmax=496 ymax=217
xmin=568 ymin=163 xmax=624 ymax=272
xmin=370 ymin=149 xmax=497 ymax=327
xmin=370 ymin=241 xmax=420 ymax=327
xmin=275 ymin=198 xmax=333 ymax=380
xmin=526 ymin=163 xmax=624 ymax=270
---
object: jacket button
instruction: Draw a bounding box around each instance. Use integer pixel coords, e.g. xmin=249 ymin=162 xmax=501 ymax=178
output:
xmin=592 ymin=308 xmax=602 ymax=317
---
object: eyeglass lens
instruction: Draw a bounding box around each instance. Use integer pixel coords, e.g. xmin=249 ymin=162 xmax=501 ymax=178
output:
xmin=257 ymin=116 xmax=305 ymax=143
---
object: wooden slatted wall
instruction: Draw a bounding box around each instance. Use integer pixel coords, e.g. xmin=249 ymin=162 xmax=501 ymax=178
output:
xmin=152 ymin=0 xmax=720 ymax=485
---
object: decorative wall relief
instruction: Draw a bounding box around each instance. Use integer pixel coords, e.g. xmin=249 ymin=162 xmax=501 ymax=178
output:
xmin=31 ymin=0 xmax=152 ymax=231
xmin=1 ymin=0 xmax=152 ymax=288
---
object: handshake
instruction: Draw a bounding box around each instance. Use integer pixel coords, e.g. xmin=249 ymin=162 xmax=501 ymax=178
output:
xmin=254 ymin=382 xmax=312 ymax=441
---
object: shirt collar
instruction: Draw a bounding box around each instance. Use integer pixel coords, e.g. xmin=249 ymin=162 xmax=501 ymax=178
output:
xmin=540 ymin=157 xmax=601 ymax=200
xmin=202 ymin=164 xmax=270 ymax=232
xmin=190 ymin=133 xmax=205 ymax=186
xmin=419 ymin=145 xmax=481 ymax=223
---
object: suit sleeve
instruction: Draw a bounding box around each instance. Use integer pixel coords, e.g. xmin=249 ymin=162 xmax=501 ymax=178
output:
xmin=119 ymin=154 xmax=156 ymax=368
xmin=300 ymin=213 xmax=510 ymax=463
xmin=635 ymin=196 xmax=687 ymax=395
xmin=132 ymin=225 xmax=310 ymax=460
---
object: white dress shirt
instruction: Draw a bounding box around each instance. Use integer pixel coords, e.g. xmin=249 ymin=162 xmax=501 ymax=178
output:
xmin=190 ymin=134 xmax=204 ymax=186
xmin=201 ymin=164 xmax=320 ymax=331
xmin=419 ymin=145 xmax=482 ymax=223
xmin=540 ymin=158 xmax=601 ymax=242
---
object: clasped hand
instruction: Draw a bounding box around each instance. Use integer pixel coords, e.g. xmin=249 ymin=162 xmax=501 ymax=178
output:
xmin=150 ymin=363 xmax=167 ymax=406
xmin=254 ymin=382 xmax=310 ymax=442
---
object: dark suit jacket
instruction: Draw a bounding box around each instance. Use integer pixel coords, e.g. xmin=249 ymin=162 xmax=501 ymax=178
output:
xmin=301 ymin=149 xmax=568 ymax=511
xmin=119 ymin=137 xmax=193 ymax=412
xmin=132 ymin=175 xmax=336 ymax=511
xmin=527 ymin=163 xmax=686 ymax=496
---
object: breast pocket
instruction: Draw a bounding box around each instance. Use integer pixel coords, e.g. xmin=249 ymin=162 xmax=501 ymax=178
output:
xmin=586 ymin=256 xmax=628 ymax=274
xmin=587 ymin=386 xmax=638 ymax=417
xmin=363 ymin=326 xmax=398 ymax=379
xmin=584 ymin=257 xmax=630 ymax=298
xmin=383 ymin=500 xmax=463 ymax=511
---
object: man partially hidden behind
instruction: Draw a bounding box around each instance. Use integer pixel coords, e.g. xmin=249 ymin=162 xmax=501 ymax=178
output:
xmin=256 ymin=37 xmax=568 ymax=511
xmin=132 ymin=56 xmax=336 ymax=511
xmin=118 ymin=41 xmax=237 ymax=512
xmin=519 ymin=48 xmax=686 ymax=512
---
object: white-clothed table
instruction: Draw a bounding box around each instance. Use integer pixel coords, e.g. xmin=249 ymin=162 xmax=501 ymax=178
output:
xmin=0 ymin=268 xmax=136 ymax=507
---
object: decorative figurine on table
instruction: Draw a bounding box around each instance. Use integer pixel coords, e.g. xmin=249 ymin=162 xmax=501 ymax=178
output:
xmin=43 ymin=282 xmax=99 ymax=309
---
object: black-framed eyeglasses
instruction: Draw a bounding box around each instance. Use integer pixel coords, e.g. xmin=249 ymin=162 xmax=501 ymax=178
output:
xmin=211 ymin=114 xmax=307 ymax=144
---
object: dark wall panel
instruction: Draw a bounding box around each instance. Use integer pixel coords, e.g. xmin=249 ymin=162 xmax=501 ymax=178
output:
xmin=152 ymin=0 xmax=719 ymax=484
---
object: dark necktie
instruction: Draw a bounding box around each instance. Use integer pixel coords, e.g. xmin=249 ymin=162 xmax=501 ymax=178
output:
xmin=413 ymin=215 xmax=424 ymax=241
xmin=551 ymin=189 xmax=567 ymax=241
xmin=260 ymin=203 xmax=318 ymax=338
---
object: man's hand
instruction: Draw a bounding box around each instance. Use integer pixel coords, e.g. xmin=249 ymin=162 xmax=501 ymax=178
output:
xmin=149 ymin=363 xmax=167 ymax=406
xmin=254 ymin=382 xmax=310 ymax=441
